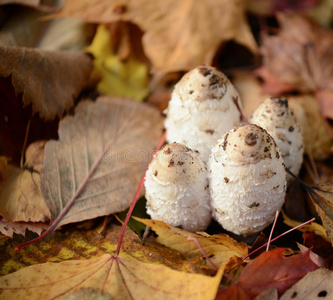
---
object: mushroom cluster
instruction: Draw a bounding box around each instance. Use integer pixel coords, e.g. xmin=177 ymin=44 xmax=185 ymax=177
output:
xmin=145 ymin=65 xmax=304 ymax=236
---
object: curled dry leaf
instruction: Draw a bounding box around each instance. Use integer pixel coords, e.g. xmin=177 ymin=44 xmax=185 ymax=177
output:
xmin=0 ymin=45 xmax=92 ymax=120
xmin=50 ymin=0 xmax=257 ymax=73
xmin=0 ymin=140 xmax=50 ymax=223
xmin=0 ymin=254 xmax=224 ymax=300
xmin=40 ymin=97 xmax=163 ymax=228
xmin=280 ymin=268 xmax=333 ymax=299
xmin=0 ymin=220 xmax=48 ymax=238
xmin=311 ymin=183 xmax=333 ymax=245
xmin=135 ymin=218 xmax=248 ymax=267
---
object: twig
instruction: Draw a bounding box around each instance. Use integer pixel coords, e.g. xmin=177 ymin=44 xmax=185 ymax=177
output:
xmin=266 ymin=210 xmax=279 ymax=252
xmin=114 ymin=131 xmax=167 ymax=257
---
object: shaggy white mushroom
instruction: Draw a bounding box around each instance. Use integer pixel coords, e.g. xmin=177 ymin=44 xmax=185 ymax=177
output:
xmin=208 ymin=124 xmax=287 ymax=236
xmin=249 ymin=97 xmax=303 ymax=183
xmin=144 ymin=142 xmax=211 ymax=231
xmin=165 ymin=65 xmax=242 ymax=162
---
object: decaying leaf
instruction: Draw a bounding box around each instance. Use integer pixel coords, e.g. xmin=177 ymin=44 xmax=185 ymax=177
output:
xmin=135 ymin=218 xmax=248 ymax=267
xmin=0 ymin=45 xmax=92 ymax=119
xmin=0 ymin=141 xmax=50 ymax=223
xmin=216 ymin=248 xmax=320 ymax=300
xmin=41 ymin=97 xmax=163 ymax=228
xmin=311 ymin=183 xmax=333 ymax=244
xmin=0 ymin=253 xmax=224 ymax=300
xmin=0 ymin=220 xmax=48 ymax=238
xmin=280 ymin=268 xmax=333 ymax=299
xmin=0 ymin=223 xmax=210 ymax=276
xmin=50 ymin=0 xmax=257 ymax=73
xmin=86 ymin=24 xmax=149 ymax=101
xmin=257 ymin=12 xmax=333 ymax=118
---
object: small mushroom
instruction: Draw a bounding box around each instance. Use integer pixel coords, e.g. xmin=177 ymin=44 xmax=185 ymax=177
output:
xmin=249 ymin=97 xmax=303 ymax=183
xmin=165 ymin=65 xmax=242 ymax=162
xmin=144 ymin=142 xmax=211 ymax=231
xmin=208 ymin=124 xmax=287 ymax=236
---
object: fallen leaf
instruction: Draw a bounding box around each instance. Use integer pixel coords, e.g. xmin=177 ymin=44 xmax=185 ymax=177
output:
xmin=41 ymin=97 xmax=163 ymax=228
xmin=0 ymin=45 xmax=92 ymax=119
xmin=216 ymin=248 xmax=320 ymax=299
xmin=0 ymin=220 xmax=48 ymax=238
xmin=254 ymin=287 xmax=278 ymax=300
xmin=86 ymin=24 xmax=149 ymax=101
xmin=135 ymin=218 xmax=248 ymax=267
xmin=0 ymin=252 xmax=224 ymax=300
xmin=257 ymin=12 xmax=333 ymax=118
xmin=280 ymin=268 xmax=333 ymax=299
xmin=311 ymin=183 xmax=333 ymax=244
xmin=0 ymin=223 xmax=209 ymax=276
xmin=281 ymin=210 xmax=328 ymax=240
xmin=246 ymin=0 xmax=320 ymax=16
xmin=0 ymin=140 xmax=50 ymax=222
xmin=0 ymin=0 xmax=57 ymax=12
xmin=50 ymin=0 xmax=257 ymax=73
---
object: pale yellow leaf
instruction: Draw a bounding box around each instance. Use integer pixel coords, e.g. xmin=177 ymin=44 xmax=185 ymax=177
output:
xmin=0 ymin=254 xmax=224 ymax=300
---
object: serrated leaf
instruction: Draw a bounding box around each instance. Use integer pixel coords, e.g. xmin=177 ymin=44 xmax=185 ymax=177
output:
xmin=0 ymin=253 xmax=224 ymax=300
xmin=41 ymin=97 xmax=163 ymax=228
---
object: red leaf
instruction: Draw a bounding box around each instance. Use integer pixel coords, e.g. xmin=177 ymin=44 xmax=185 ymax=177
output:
xmin=216 ymin=248 xmax=320 ymax=300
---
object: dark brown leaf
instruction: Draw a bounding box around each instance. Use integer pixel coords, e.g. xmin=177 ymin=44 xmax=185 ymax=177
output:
xmin=0 ymin=45 xmax=92 ymax=120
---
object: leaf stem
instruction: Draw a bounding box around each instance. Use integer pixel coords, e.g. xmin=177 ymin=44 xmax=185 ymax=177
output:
xmin=114 ymin=131 xmax=167 ymax=257
xmin=243 ymin=217 xmax=315 ymax=260
xmin=187 ymin=236 xmax=218 ymax=270
xmin=266 ymin=210 xmax=279 ymax=252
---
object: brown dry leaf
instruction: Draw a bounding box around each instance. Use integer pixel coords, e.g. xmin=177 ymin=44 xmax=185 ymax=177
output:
xmin=0 ymin=253 xmax=224 ymax=300
xmin=50 ymin=0 xmax=257 ymax=73
xmin=0 ymin=220 xmax=48 ymax=238
xmin=257 ymin=13 xmax=333 ymax=118
xmin=0 ymin=140 xmax=50 ymax=222
xmin=0 ymin=0 xmax=57 ymax=12
xmin=311 ymin=183 xmax=333 ymax=245
xmin=41 ymin=97 xmax=163 ymax=228
xmin=0 ymin=45 xmax=92 ymax=120
xmin=280 ymin=268 xmax=333 ymax=299
xmin=135 ymin=218 xmax=248 ymax=267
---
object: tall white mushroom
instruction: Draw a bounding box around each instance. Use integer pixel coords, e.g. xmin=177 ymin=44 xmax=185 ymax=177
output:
xmin=144 ymin=142 xmax=211 ymax=231
xmin=165 ymin=65 xmax=242 ymax=162
xmin=208 ymin=124 xmax=287 ymax=235
xmin=249 ymin=97 xmax=303 ymax=183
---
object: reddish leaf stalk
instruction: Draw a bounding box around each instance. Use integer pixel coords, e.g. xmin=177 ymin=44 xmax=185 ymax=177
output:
xmin=233 ymin=97 xmax=248 ymax=123
xmin=16 ymin=140 xmax=120 ymax=251
xmin=266 ymin=210 xmax=279 ymax=252
xmin=114 ymin=131 xmax=167 ymax=257
xmin=243 ymin=217 xmax=316 ymax=260
xmin=187 ymin=236 xmax=218 ymax=270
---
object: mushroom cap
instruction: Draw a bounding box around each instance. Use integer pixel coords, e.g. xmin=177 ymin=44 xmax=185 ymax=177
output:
xmin=165 ymin=65 xmax=242 ymax=162
xmin=145 ymin=142 xmax=211 ymax=231
xmin=249 ymin=97 xmax=303 ymax=183
xmin=208 ymin=124 xmax=287 ymax=235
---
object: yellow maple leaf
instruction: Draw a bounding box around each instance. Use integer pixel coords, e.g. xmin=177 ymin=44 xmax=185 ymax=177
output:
xmin=86 ymin=25 xmax=149 ymax=101
xmin=0 ymin=254 xmax=224 ymax=300
xmin=135 ymin=218 xmax=248 ymax=267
